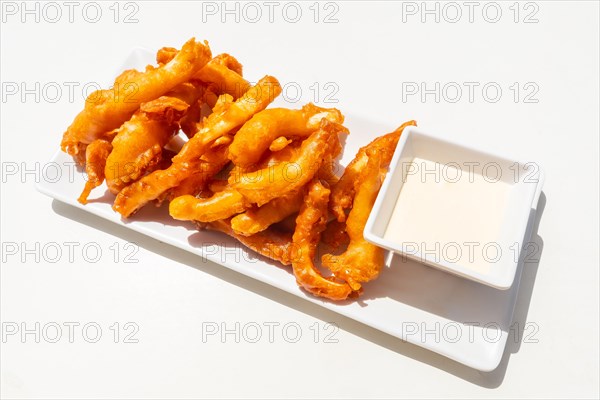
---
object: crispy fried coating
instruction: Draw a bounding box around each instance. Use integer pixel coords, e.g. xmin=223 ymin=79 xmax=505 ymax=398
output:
xmin=322 ymin=149 xmax=386 ymax=291
xmin=156 ymin=47 xmax=178 ymax=65
xmin=159 ymin=50 xmax=244 ymax=80
xmin=269 ymin=136 xmax=292 ymax=152
xmin=205 ymin=219 xmax=294 ymax=266
xmin=226 ymin=142 xmax=301 ymax=196
xmin=104 ymin=96 xmax=190 ymax=194
xmin=321 ymin=219 xmax=349 ymax=249
xmin=230 ymin=190 xmax=305 ymax=236
xmin=210 ymin=53 xmax=243 ymax=76
xmin=229 ymin=103 xmax=344 ymax=167
xmin=207 ymin=179 xmax=229 ymax=193
xmin=316 ymin=121 xmax=343 ymax=187
xmin=330 ymin=120 xmax=416 ymax=222
xmin=179 ymin=98 xmax=203 ymax=138
xmin=77 ymin=139 xmax=113 ymax=204
xmin=164 ymin=80 xmax=206 ymax=107
xmin=172 ymin=76 xmax=281 ymax=166
xmin=165 ymin=81 xmax=207 ymax=138
xmin=196 ymin=54 xmax=249 ymax=100
xmin=317 ymin=158 xmax=341 ymax=187
xmin=113 ymin=76 xmax=282 ymax=217
xmin=167 ymin=146 xmax=231 ymax=199
xmin=61 ymin=38 xmax=211 ymax=162
xmin=170 ymin=186 xmax=249 ymax=222
xmin=113 ymin=142 xmax=230 ymax=217
xmin=234 ymin=142 xmax=303 ymax=174
xmin=232 ymin=120 xmax=346 ymax=206
xmin=159 ymin=49 xmax=248 ymax=103
xmin=291 ymin=180 xmax=354 ymax=300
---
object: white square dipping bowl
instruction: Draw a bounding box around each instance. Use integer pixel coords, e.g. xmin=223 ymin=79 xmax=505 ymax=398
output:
xmin=364 ymin=126 xmax=544 ymax=289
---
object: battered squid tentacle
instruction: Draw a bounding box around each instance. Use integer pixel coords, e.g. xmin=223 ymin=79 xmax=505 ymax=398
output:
xmin=77 ymin=139 xmax=113 ymax=204
xmin=230 ymin=190 xmax=305 ymax=236
xmin=196 ymin=54 xmax=249 ymax=101
xmin=330 ymin=120 xmax=416 ymax=222
xmin=164 ymin=80 xmax=207 ymax=138
xmin=322 ymin=148 xmax=387 ymax=292
xmin=113 ymin=76 xmax=282 ymax=217
xmin=170 ymin=186 xmax=250 ymax=223
xmin=229 ymin=142 xmax=302 ymax=178
xmin=167 ymin=142 xmax=231 ymax=199
xmin=291 ymin=180 xmax=354 ymax=301
xmin=61 ymin=38 xmax=212 ymax=162
xmin=157 ymin=49 xmax=248 ymax=104
xmin=209 ymin=53 xmax=244 ymax=76
xmin=229 ymin=103 xmax=344 ymax=168
xmin=170 ymin=140 xmax=307 ymax=225
xmin=232 ymin=119 xmax=346 ymax=206
xmin=104 ymin=96 xmax=190 ymax=194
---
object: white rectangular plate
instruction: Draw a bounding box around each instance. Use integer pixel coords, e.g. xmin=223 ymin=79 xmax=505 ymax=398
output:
xmin=37 ymin=49 xmax=542 ymax=371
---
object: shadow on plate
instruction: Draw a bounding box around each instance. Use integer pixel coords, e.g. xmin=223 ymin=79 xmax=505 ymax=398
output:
xmin=50 ymin=191 xmax=545 ymax=388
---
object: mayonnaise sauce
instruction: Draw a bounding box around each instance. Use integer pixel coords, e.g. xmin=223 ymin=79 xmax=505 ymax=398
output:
xmin=383 ymin=158 xmax=512 ymax=273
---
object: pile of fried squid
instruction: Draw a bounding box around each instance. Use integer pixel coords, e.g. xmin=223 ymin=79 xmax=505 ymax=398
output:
xmin=60 ymin=37 xmax=416 ymax=301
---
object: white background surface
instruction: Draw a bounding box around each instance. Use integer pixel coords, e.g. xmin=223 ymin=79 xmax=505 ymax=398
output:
xmin=1 ymin=1 xmax=599 ymax=398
